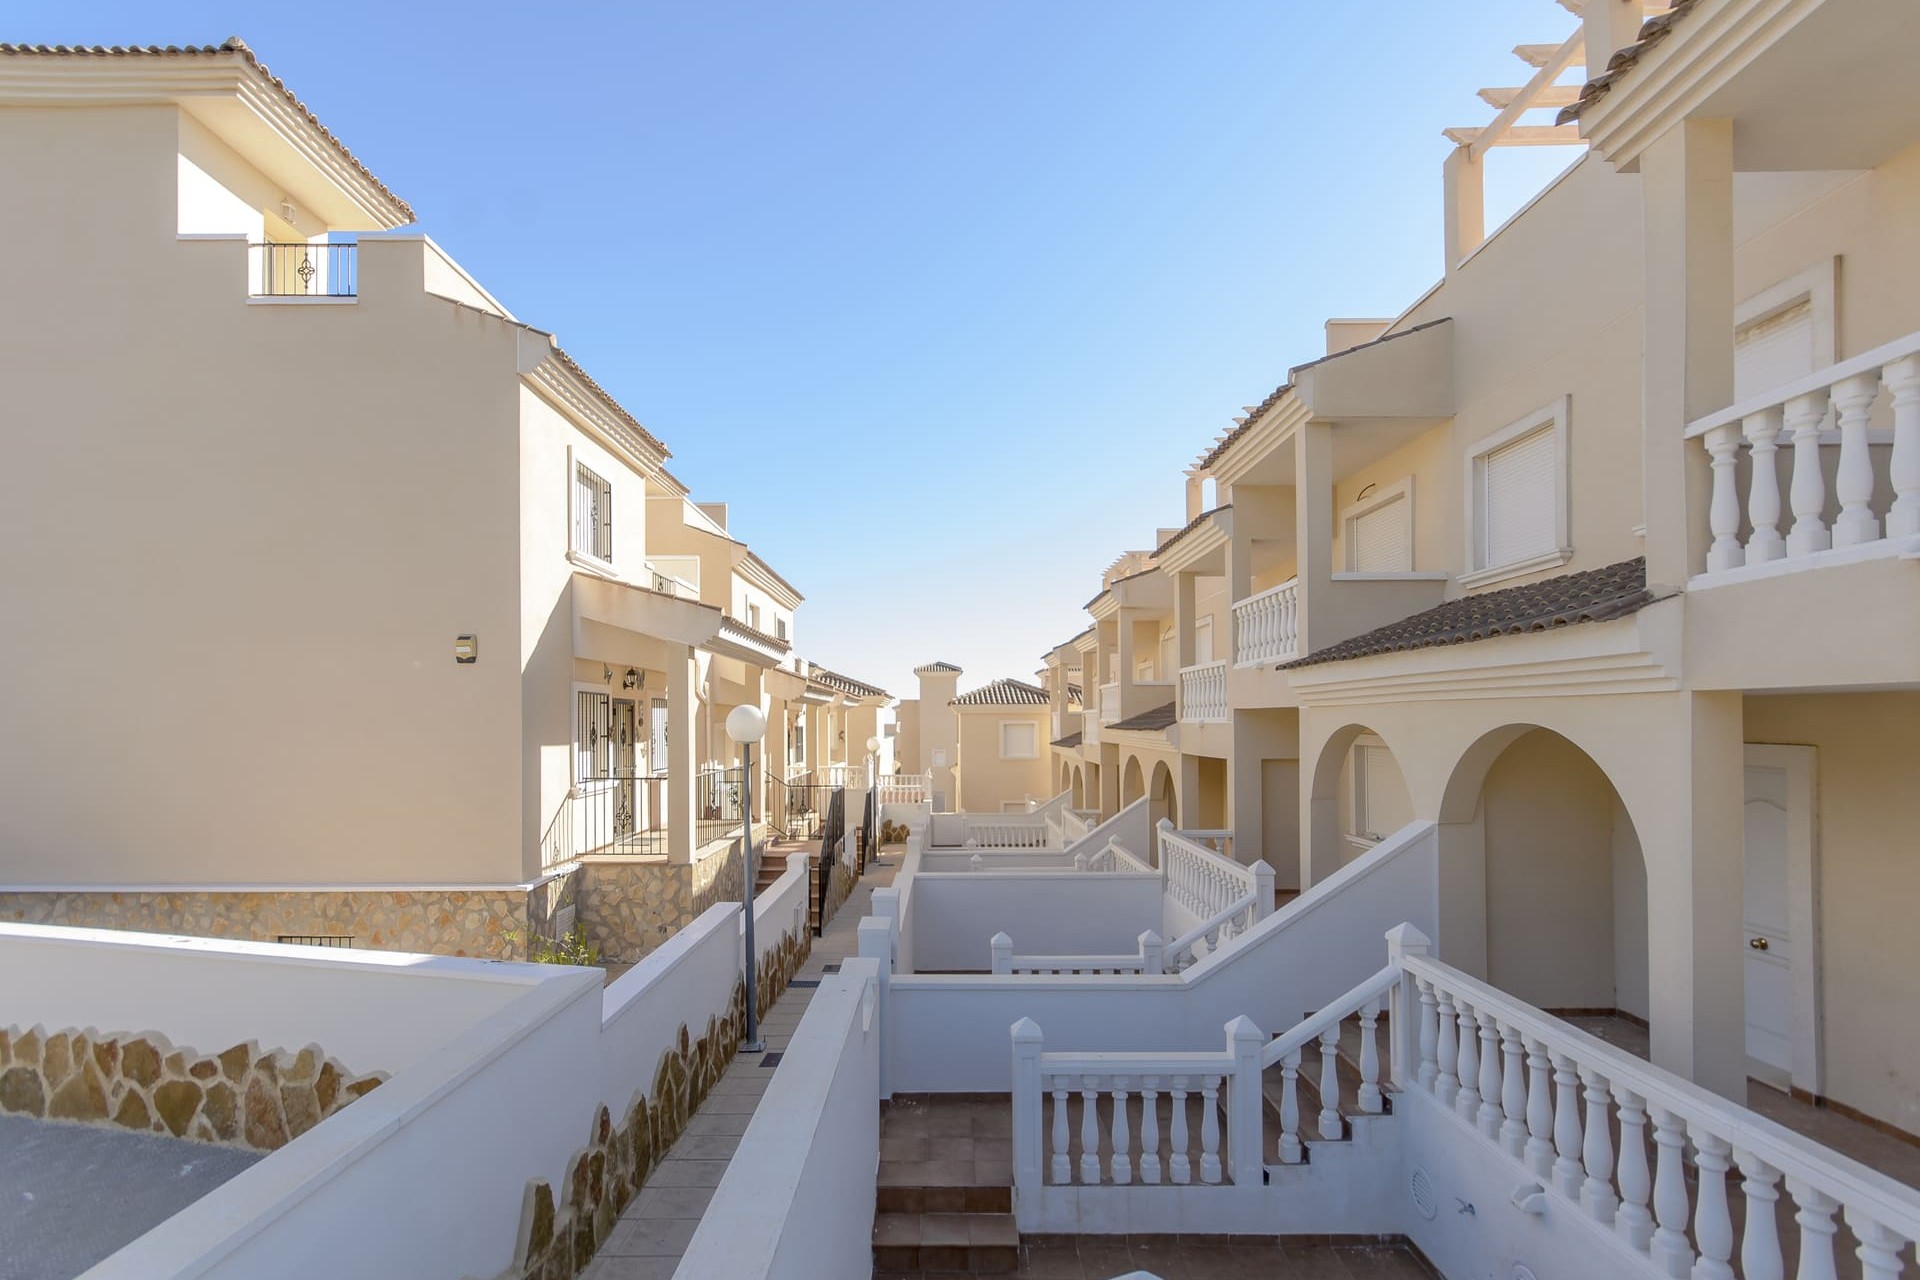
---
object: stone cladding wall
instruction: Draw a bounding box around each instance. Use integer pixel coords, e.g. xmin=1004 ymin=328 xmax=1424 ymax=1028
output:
xmin=0 ymin=1025 xmax=384 ymax=1149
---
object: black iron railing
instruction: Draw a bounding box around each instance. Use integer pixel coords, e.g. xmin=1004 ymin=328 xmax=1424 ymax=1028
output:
xmin=250 ymin=241 xmax=358 ymax=298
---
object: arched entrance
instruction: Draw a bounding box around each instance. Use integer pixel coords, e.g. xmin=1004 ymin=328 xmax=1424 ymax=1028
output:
xmin=1438 ymin=726 xmax=1649 ymax=1022
xmin=1148 ymin=760 xmax=1178 ymax=831
xmin=1121 ymin=757 xmax=1145 ymax=808
xmin=1305 ymin=723 xmax=1413 ymax=887
xmin=1070 ymin=765 xmax=1085 ymax=809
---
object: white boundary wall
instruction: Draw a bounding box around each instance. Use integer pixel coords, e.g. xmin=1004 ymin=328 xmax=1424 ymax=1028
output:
xmin=877 ymin=822 xmax=1438 ymax=1091
xmin=674 ymin=957 xmax=881 ymax=1280
xmin=905 ymin=871 xmax=1163 ymax=973
xmin=57 ymin=851 xmax=816 ymax=1280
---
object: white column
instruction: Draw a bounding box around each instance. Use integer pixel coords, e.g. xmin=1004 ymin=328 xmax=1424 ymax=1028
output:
xmin=1785 ymin=390 xmax=1833 ymax=557
xmin=1640 ymin=118 xmax=1735 ymax=585
xmin=1886 ymin=354 xmax=1920 ymax=538
xmin=1704 ymin=423 xmax=1745 ymax=572
xmin=667 ymin=643 xmax=698 ymax=864
xmin=1831 ymin=372 xmax=1883 ymax=546
xmin=1444 ymin=144 xmax=1485 ymax=273
xmin=1226 ymin=1016 xmax=1265 ymax=1186
xmin=1743 ymin=406 xmax=1787 ymax=562
xmin=1010 ymin=1018 xmax=1044 ymax=1211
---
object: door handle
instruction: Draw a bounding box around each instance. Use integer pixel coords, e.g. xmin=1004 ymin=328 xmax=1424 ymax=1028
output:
xmin=1749 ymin=937 xmax=1770 ymax=951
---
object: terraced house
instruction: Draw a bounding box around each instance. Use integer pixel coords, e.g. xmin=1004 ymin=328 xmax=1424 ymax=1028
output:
xmin=0 ymin=39 xmax=886 ymax=962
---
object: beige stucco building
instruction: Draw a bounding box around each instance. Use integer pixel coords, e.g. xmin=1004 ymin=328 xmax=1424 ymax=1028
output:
xmin=1041 ymin=1 xmax=1920 ymax=1141
xmin=0 ymin=40 xmax=886 ymax=960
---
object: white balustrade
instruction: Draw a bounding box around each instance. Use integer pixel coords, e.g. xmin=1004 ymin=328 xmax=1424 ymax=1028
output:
xmin=1178 ymin=660 xmax=1228 ymax=723
xmin=1689 ymin=332 xmax=1920 ymax=577
xmin=990 ymin=929 xmax=1165 ymax=976
xmin=1262 ymin=964 xmax=1398 ymax=1163
xmin=958 ymin=819 xmax=1052 ymax=849
xmin=1403 ymin=948 xmax=1920 ymax=1280
xmin=1082 ymin=708 xmax=1101 ymax=746
xmin=1074 ymin=839 xmax=1153 ymax=874
xmin=1232 ymin=577 xmax=1300 ymax=666
xmin=1011 ymin=1017 xmax=1265 ymax=1195
xmin=1099 ymin=682 xmax=1120 ymax=725
xmin=875 ymin=773 xmax=932 ymax=806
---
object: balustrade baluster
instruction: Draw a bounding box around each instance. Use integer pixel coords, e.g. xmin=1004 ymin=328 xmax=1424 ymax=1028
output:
xmin=1525 ymin=1039 xmax=1556 ymax=1181
xmin=1745 ymin=406 xmax=1787 ymax=562
xmin=1416 ymin=979 xmax=1440 ymax=1090
xmin=1786 ymin=390 xmax=1833 ymax=557
xmin=1832 ymin=372 xmax=1883 ymax=546
xmin=1498 ymin=1024 xmax=1528 ymax=1157
xmin=1454 ymin=998 xmax=1482 ymax=1123
xmin=1199 ymin=1075 xmax=1223 ymax=1184
xmin=1613 ymin=1087 xmax=1653 ymax=1251
xmin=1139 ymin=1077 xmax=1162 ymax=1184
xmin=1786 ymin=1180 xmax=1840 ymax=1280
xmin=1476 ymin=1012 xmax=1504 ymax=1139
xmin=1706 ymin=423 xmax=1747 ymax=571
xmin=1578 ymin=1065 xmax=1615 ymax=1223
xmin=1169 ymin=1077 xmax=1192 ymax=1185
xmin=1319 ymin=1025 xmax=1344 ymax=1140
xmin=1849 ymin=1213 xmax=1907 ymax=1280
xmin=1691 ymin=1131 xmax=1736 ymax=1280
xmin=1734 ymin=1152 xmax=1784 ymax=1280
xmin=1888 ymin=354 xmax=1920 ymax=538
xmin=1649 ymin=1106 xmax=1695 ymax=1277
xmin=1110 ymin=1077 xmax=1132 ymax=1185
xmin=1079 ymin=1076 xmax=1102 ymax=1184
xmin=1050 ymin=1079 xmax=1072 ymax=1184
xmin=1358 ymin=999 xmax=1383 ymax=1113
xmin=1278 ymin=1049 xmax=1304 ymax=1164
xmin=1435 ymin=989 xmax=1459 ymax=1106
xmin=1551 ymin=1052 xmax=1584 ymax=1199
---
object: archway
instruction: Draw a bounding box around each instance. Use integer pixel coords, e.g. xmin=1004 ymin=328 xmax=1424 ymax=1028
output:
xmin=1059 ymin=758 xmax=1073 ymax=798
xmin=1070 ymin=765 xmax=1085 ymax=810
xmin=1149 ymin=760 xmax=1178 ymax=831
xmin=1437 ymin=726 xmax=1649 ymax=1024
xmin=1305 ymin=723 xmax=1413 ymax=888
xmin=1121 ymin=757 xmax=1145 ymax=808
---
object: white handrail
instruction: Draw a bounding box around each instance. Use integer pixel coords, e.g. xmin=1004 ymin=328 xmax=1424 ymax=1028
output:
xmin=1158 ymin=822 xmax=1270 ymax=928
xmin=1262 ymin=964 xmax=1399 ymax=1069
xmin=1232 ymin=577 xmax=1300 ymax=666
xmin=1163 ymin=892 xmax=1260 ymax=971
xmin=1177 ymin=660 xmax=1228 ymax=723
xmin=1075 ymin=839 xmax=1152 ymax=874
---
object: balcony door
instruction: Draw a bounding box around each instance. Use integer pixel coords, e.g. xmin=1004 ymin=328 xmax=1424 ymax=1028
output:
xmin=611 ymin=699 xmax=638 ymax=838
xmin=1742 ymin=744 xmax=1821 ymax=1095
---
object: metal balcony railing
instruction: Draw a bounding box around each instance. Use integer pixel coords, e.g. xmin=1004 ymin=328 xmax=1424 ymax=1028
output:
xmin=250 ymin=241 xmax=357 ymax=298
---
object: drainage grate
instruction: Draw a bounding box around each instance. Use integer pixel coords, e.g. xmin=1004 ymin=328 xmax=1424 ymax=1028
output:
xmin=788 ymin=979 xmax=820 ymax=988
xmin=821 ymin=962 xmax=841 ymax=973
xmin=759 ymin=1051 xmax=784 ymax=1068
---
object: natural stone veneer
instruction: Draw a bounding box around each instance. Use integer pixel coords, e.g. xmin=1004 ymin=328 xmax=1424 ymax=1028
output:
xmin=0 ymin=1026 xmax=384 ymax=1149
xmin=490 ymin=924 xmax=810 ymax=1280
xmin=0 ymin=880 xmax=577 ymax=960
xmin=576 ymin=842 xmax=746 ymax=964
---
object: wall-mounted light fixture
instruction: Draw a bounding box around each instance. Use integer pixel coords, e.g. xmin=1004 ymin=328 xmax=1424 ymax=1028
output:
xmin=602 ymin=664 xmax=613 ymax=684
xmin=454 ymin=634 xmax=478 ymax=664
xmin=623 ymin=668 xmax=641 ymax=689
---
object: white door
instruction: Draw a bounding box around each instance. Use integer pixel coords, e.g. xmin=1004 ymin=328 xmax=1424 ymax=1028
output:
xmin=1743 ymin=763 xmax=1793 ymax=1084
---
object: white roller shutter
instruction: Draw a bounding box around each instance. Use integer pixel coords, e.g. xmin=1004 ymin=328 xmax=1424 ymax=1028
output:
xmin=1351 ymin=495 xmax=1411 ymax=572
xmin=1482 ymin=427 xmax=1557 ymax=569
xmin=1735 ymin=299 xmax=1814 ymax=401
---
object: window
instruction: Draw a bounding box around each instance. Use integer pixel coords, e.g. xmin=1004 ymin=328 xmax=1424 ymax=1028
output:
xmin=1735 ymin=260 xmax=1837 ymax=402
xmin=1000 ymin=722 xmax=1038 ymax=759
xmin=1463 ymin=397 xmax=1569 ymax=587
xmin=572 ymin=462 xmax=613 ymax=563
xmin=575 ymin=690 xmax=611 ymax=781
xmin=1349 ymin=738 xmax=1408 ymax=844
xmin=1342 ymin=479 xmax=1413 ymax=573
xmin=747 ymin=603 xmax=762 ymax=631
xmin=775 ymin=616 xmax=788 ymax=642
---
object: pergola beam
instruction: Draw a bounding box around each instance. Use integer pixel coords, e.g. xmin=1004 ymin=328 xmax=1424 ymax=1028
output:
xmin=1477 ymin=85 xmax=1580 ymax=110
xmin=1444 ymin=124 xmax=1585 ymax=148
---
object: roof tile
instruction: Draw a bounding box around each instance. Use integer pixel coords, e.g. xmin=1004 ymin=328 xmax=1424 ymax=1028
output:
xmin=951 ymin=678 xmax=1049 ymax=707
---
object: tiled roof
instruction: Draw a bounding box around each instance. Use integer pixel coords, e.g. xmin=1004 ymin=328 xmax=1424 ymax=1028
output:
xmin=1050 ymin=730 xmax=1083 ymax=749
xmin=1155 ymin=505 xmax=1231 ymax=559
xmin=0 ymin=38 xmax=415 ymax=223
xmin=1196 ymin=384 xmax=1290 ymax=471
xmin=1066 ymin=684 xmax=1083 ymax=704
xmin=915 ymin=660 xmax=963 ymax=674
xmin=1110 ymin=702 xmax=1177 ymax=732
xmin=719 ymin=614 xmax=791 ymax=653
xmin=810 ymin=668 xmax=888 ymax=700
xmin=951 ymin=678 xmax=1049 ymax=708
xmin=1282 ymin=558 xmax=1659 ymax=669
xmin=1557 ymin=0 xmax=1700 ymax=123
xmin=549 ymin=345 xmax=670 ymax=459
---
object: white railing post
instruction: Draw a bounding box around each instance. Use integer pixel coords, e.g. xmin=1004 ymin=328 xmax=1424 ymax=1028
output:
xmin=1251 ymin=859 xmax=1275 ymax=919
xmin=1384 ymin=922 xmax=1431 ymax=1089
xmin=1139 ymin=929 xmax=1165 ymax=975
xmin=1226 ymin=1015 xmax=1265 ymax=1186
xmin=858 ymin=916 xmax=894 ymax=1097
xmin=1831 ymin=372 xmax=1882 ymax=547
xmin=991 ymin=932 xmax=1013 ymax=975
xmin=1888 ymin=354 xmax=1920 ymax=538
xmin=1785 ymin=390 xmax=1833 ymax=557
xmin=1744 ymin=406 xmax=1787 ymax=563
xmin=1011 ymin=1018 xmax=1044 ymax=1216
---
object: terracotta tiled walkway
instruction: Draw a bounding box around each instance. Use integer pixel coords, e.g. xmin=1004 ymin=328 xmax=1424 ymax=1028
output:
xmin=579 ymin=849 xmax=897 ymax=1280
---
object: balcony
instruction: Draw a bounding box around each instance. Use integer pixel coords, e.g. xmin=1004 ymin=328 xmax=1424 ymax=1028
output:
xmin=248 ymin=241 xmax=357 ymax=299
xmin=1178 ymin=660 xmax=1228 ymax=723
xmin=1233 ymin=578 xmax=1300 ymax=665
xmin=1692 ymin=330 xmax=1920 ymax=584
xmin=1083 ymin=707 xmax=1101 ymax=747
xmin=1099 ymin=681 xmax=1120 ymax=725
xmin=644 ymin=555 xmax=701 ymax=599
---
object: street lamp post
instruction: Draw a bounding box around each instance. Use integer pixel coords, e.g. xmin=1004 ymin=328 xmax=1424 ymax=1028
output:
xmin=726 ymin=704 xmax=769 ymax=1054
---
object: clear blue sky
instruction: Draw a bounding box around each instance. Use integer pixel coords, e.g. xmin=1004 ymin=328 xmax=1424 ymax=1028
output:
xmin=17 ymin=1 xmax=1584 ymax=701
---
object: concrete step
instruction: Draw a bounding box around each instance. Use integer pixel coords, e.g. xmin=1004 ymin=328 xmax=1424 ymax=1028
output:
xmin=871 ymin=1210 xmax=1020 ymax=1274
